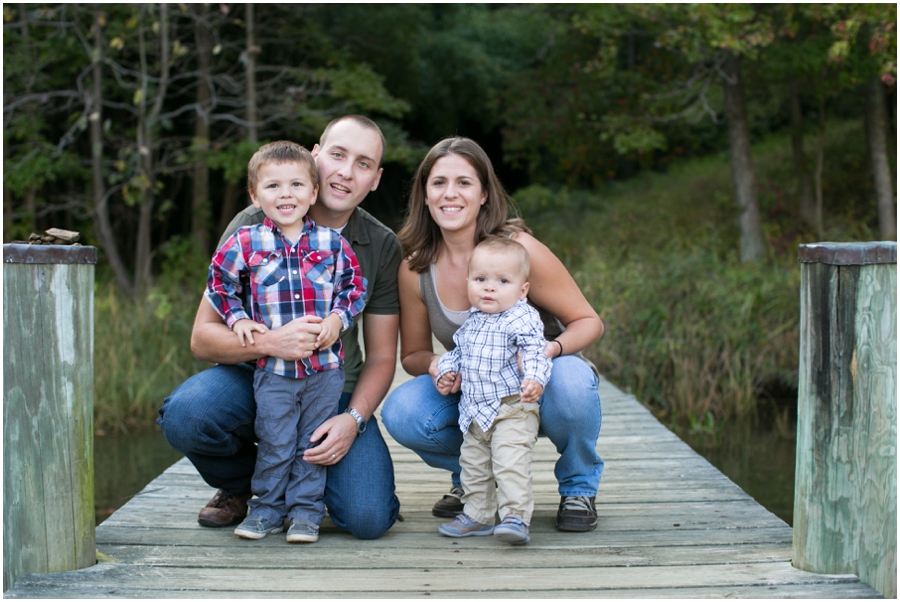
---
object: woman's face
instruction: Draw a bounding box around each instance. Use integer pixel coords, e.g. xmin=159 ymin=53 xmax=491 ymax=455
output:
xmin=424 ymin=154 xmax=487 ymax=234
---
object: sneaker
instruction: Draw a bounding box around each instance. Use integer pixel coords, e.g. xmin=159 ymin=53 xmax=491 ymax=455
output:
xmin=198 ymin=490 xmax=252 ymax=528
xmin=494 ymin=515 xmax=530 ymax=545
xmin=286 ymin=517 xmax=319 ymax=543
xmin=432 ymin=486 xmax=465 ymax=518
xmin=556 ymin=495 xmax=597 ymax=532
xmin=233 ymin=514 xmax=285 ymax=540
xmin=438 ymin=514 xmax=494 ymax=538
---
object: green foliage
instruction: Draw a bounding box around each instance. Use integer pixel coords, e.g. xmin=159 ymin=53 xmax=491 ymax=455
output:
xmin=526 ymin=119 xmax=875 ymax=425
xmin=93 ymin=277 xmax=204 ymax=431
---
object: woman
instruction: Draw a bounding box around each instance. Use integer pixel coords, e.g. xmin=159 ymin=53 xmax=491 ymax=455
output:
xmin=380 ymin=137 xmax=604 ymax=532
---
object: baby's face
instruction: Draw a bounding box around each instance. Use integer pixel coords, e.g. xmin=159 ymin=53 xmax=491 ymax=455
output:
xmin=466 ymin=248 xmax=529 ymax=314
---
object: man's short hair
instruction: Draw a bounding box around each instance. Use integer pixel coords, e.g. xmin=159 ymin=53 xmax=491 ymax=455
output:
xmin=247 ymin=140 xmax=318 ymax=194
xmin=318 ymin=115 xmax=386 ymax=168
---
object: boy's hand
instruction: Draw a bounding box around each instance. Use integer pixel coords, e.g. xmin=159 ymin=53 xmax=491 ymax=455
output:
xmin=520 ymin=378 xmax=543 ymax=404
xmin=434 ymin=371 xmax=457 ymax=396
xmin=315 ymin=314 xmax=343 ymax=350
xmin=233 ymin=318 xmax=268 ymax=347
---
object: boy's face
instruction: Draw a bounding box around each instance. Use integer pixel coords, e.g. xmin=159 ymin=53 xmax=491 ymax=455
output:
xmin=466 ymin=247 xmax=529 ymax=314
xmin=249 ymin=161 xmax=318 ymax=239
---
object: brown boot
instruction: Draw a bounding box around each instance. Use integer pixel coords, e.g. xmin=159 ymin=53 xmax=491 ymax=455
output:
xmin=198 ymin=490 xmax=252 ymax=528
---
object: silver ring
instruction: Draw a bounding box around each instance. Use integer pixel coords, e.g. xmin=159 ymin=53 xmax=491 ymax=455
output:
xmin=331 ymin=454 xmax=336 ymax=460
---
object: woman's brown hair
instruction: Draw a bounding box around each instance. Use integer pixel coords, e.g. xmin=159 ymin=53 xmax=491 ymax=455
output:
xmin=397 ymin=137 xmax=529 ymax=273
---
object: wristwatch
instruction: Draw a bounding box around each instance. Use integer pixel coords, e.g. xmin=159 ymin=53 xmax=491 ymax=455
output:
xmin=345 ymin=407 xmax=367 ymax=435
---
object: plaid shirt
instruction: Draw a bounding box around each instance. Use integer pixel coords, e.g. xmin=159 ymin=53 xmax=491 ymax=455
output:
xmin=438 ymin=300 xmax=552 ymax=432
xmin=205 ymin=215 xmax=367 ymax=378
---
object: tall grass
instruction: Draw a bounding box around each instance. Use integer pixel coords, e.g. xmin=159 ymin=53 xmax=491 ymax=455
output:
xmin=93 ymin=238 xmax=208 ymax=432
xmin=518 ymin=119 xmax=880 ymax=427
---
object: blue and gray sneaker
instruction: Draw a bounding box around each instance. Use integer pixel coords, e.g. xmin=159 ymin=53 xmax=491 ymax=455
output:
xmin=286 ymin=517 xmax=320 ymax=543
xmin=233 ymin=514 xmax=285 ymax=540
xmin=493 ymin=515 xmax=530 ymax=545
xmin=438 ymin=514 xmax=494 ymax=538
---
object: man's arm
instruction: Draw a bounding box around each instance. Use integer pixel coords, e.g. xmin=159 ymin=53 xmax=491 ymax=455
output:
xmin=190 ymin=297 xmax=321 ymax=365
xmin=303 ymin=312 xmax=399 ymax=465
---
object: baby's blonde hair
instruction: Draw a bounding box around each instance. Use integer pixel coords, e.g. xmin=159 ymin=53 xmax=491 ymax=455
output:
xmin=470 ymin=236 xmax=530 ymax=279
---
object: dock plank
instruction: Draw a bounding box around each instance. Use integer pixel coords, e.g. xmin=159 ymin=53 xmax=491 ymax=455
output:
xmin=5 ymin=373 xmax=882 ymax=598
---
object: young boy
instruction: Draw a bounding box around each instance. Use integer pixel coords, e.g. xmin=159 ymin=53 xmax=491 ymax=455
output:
xmin=433 ymin=236 xmax=552 ymax=545
xmin=205 ymin=140 xmax=367 ymax=544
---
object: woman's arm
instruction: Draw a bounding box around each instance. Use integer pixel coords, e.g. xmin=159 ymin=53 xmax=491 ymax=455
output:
xmin=397 ymin=259 xmax=440 ymax=377
xmin=190 ymin=297 xmax=321 ymax=364
xmin=514 ymin=232 xmax=604 ymax=355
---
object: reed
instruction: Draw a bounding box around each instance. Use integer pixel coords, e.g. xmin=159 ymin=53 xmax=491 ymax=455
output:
xmin=93 ymin=239 xmax=208 ymax=432
xmin=521 ymin=118 xmax=877 ymax=426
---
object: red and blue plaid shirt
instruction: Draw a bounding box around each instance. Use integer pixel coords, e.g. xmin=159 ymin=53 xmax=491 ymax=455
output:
xmin=206 ymin=215 xmax=367 ymax=378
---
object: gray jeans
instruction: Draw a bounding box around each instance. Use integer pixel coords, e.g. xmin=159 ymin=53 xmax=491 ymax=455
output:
xmin=247 ymin=368 xmax=344 ymax=525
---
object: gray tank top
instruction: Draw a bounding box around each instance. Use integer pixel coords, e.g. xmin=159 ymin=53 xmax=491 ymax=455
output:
xmin=419 ymin=264 xmax=565 ymax=350
xmin=418 ymin=262 xmax=598 ymax=377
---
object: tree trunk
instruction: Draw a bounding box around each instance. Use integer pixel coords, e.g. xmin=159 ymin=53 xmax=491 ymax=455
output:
xmin=89 ymin=4 xmax=134 ymax=299
xmin=722 ymin=52 xmax=764 ymax=262
xmin=864 ymin=78 xmax=897 ymax=239
xmin=217 ymin=180 xmax=241 ymax=243
xmin=790 ymin=79 xmax=820 ymax=236
xmin=134 ymin=4 xmax=171 ymax=296
xmin=814 ymin=96 xmax=825 ymax=237
xmin=245 ymin=3 xmax=258 ymax=142
xmin=191 ymin=3 xmax=213 ymax=256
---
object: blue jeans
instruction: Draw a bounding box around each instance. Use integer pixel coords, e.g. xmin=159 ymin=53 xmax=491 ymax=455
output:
xmin=381 ymin=355 xmax=603 ymax=496
xmin=157 ymin=363 xmax=400 ymax=539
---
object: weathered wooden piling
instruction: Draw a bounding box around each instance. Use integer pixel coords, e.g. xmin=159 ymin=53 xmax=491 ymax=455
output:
xmin=3 ymin=244 xmax=98 ymax=592
xmin=794 ymin=241 xmax=897 ymax=598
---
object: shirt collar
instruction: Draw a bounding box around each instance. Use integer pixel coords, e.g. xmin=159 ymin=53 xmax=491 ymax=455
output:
xmin=340 ymin=208 xmax=369 ymax=247
xmin=262 ymin=215 xmax=314 ymax=241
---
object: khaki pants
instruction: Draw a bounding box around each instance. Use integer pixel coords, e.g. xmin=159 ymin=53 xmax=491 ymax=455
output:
xmin=460 ymin=396 xmax=540 ymax=525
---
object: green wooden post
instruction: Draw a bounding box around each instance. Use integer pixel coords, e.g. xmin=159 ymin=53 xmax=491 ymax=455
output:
xmin=793 ymin=241 xmax=897 ymax=598
xmin=3 ymin=244 xmax=97 ymax=592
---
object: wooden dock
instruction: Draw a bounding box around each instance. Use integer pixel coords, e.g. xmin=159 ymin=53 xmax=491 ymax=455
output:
xmin=6 ymin=373 xmax=882 ymax=598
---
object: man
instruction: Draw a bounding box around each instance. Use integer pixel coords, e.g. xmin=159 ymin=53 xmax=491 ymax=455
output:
xmin=158 ymin=115 xmax=401 ymax=539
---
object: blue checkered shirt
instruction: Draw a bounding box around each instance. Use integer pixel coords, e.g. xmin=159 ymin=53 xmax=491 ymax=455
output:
xmin=437 ymin=300 xmax=552 ymax=433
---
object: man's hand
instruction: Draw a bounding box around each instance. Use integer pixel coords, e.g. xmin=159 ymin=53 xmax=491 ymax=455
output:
xmin=303 ymin=412 xmax=358 ymax=466
xmin=520 ymin=378 xmax=543 ymax=404
xmin=232 ymin=319 xmax=268 ymax=346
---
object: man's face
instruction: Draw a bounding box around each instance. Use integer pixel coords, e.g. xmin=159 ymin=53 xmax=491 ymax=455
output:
xmin=311 ymin=120 xmax=384 ymax=217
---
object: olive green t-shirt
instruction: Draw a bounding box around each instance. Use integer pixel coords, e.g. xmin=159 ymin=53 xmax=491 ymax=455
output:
xmin=217 ymin=206 xmax=402 ymax=393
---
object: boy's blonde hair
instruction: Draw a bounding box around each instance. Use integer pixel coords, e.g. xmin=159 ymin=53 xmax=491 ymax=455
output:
xmin=247 ymin=140 xmax=318 ymax=195
xmin=471 ymin=236 xmax=530 ymax=279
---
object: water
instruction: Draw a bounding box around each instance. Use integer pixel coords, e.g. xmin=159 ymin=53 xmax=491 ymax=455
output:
xmin=93 ymin=428 xmax=183 ymax=525
xmin=93 ymin=419 xmax=797 ymax=527
xmin=680 ymin=416 xmax=796 ymax=525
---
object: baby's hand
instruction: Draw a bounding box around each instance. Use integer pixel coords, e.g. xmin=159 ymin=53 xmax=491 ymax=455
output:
xmin=435 ymin=371 xmax=457 ymax=395
xmin=520 ymin=379 xmax=543 ymax=404
xmin=233 ymin=319 xmax=268 ymax=347
xmin=315 ymin=314 xmax=343 ymax=350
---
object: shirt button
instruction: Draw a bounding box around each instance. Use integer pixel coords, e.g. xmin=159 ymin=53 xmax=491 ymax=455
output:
xmin=293 ymin=270 xmax=298 ymax=275
xmin=294 ymin=294 xmax=300 ymax=299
